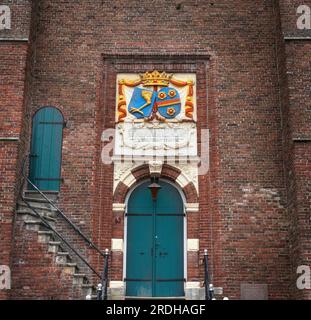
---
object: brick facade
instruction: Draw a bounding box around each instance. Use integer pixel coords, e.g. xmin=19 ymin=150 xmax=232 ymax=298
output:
xmin=0 ymin=0 xmax=310 ymax=300
xmin=0 ymin=0 xmax=31 ymax=300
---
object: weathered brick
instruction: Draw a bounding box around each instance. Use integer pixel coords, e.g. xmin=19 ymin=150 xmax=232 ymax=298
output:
xmin=0 ymin=0 xmax=310 ymax=300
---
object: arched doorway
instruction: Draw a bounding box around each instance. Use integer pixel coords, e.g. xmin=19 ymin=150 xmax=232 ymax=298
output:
xmin=125 ymin=180 xmax=185 ymax=298
xmin=29 ymin=107 xmax=65 ymax=191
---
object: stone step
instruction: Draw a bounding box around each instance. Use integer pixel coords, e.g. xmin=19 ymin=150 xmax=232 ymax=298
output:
xmin=17 ymin=207 xmax=58 ymax=219
xmin=55 ymin=252 xmax=71 ymax=265
xmin=63 ymin=263 xmax=78 ymax=275
xmin=81 ymin=283 xmax=94 ymax=289
xmin=24 ymin=190 xmax=59 ymax=201
xmin=81 ymin=284 xmax=95 ymax=298
xmin=23 ymin=196 xmax=56 ymax=208
xmin=20 ymin=192 xmax=95 ymax=300
xmin=17 ymin=208 xmax=56 ymax=218
xmin=18 ymin=201 xmax=58 ymax=212
xmin=48 ymin=241 xmax=62 ymax=253
xmin=17 ymin=210 xmax=57 ymax=224
xmin=67 ymin=263 xmax=78 ymax=268
xmin=57 ymin=251 xmax=70 ymax=257
xmin=57 ymin=262 xmax=78 ymax=268
xmin=23 ymin=196 xmax=53 ymax=202
xmin=73 ymin=273 xmax=88 ymax=285
xmin=38 ymin=231 xmax=54 ymax=243
xmin=24 ymin=220 xmax=48 ymax=232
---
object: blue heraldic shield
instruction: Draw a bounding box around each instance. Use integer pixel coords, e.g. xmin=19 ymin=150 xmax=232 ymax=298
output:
xmin=156 ymin=87 xmax=181 ymax=119
xmin=128 ymin=87 xmax=182 ymax=120
xmin=128 ymin=88 xmax=156 ymax=119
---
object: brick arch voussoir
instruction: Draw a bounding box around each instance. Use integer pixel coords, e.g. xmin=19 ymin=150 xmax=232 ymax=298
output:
xmin=113 ymin=182 xmax=129 ymax=204
xmin=131 ymin=164 xmax=150 ymax=182
xmin=161 ymin=164 xmax=181 ymax=182
xmin=183 ymin=182 xmax=199 ymax=203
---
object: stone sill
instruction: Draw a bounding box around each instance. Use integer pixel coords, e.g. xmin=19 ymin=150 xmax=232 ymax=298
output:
xmin=0 ymin=38 xmax=29 ymax=42
xmin=284 ymin=36 xmax=311 ymax=41
xmin=292 ymin=137 xmax=311 ymax=143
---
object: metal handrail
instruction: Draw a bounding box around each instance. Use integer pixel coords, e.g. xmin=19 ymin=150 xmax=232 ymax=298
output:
xmin=22 ymin=165 xmax=106 ymax=259
xmin=22 ymin=198 xmax=102 ymax=278
xmin=204 ymin=249 xmax=214 ymax=300
xmin=97 ymin=249 xmax=110 ymax=300
xmin=19 ymin=155 xmax=110 ymax=298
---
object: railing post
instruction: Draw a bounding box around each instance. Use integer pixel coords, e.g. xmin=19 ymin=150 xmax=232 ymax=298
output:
xmin=97 ymin=283 xmax=103 ymax=301
xmin=98 ymin=249 xmax=110 ymax=301
xmin=204 ymin=250 xmax=215 ymax=300
xmin=103 ymin=248 xmax=110 ymax=300
xmin=204 ymin=249 xmax=209 ymax=300
xmin=204 ymin=249 xmax=214 ymax=300
xmin=209 ymin=283 xmax=215 ymax=300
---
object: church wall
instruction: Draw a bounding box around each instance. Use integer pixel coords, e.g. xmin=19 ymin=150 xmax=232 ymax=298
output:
xmin=279 ymin=0 xmax=311 ymax=299
xmin=0 ymin=0 xmax=31 ymax=300
xmin=2 ymin=0 xmax=310 ymax=299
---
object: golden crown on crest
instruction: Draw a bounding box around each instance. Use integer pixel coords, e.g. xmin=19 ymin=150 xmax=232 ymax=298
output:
xmin=140 ymin=70 xmax=173 ymax=87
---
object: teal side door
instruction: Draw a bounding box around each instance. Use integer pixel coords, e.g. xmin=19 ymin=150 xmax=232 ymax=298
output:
xmin=29 ymin=107 xmax=64 ymax=191
xmin=126 ymin=181 xmax=184 ymax=298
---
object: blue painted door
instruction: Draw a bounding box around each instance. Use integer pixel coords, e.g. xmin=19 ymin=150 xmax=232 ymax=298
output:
xmin=29 ymin=107 xmax=64 ymax=191
xmin=126 ymin=181 xmax=184 ymax=298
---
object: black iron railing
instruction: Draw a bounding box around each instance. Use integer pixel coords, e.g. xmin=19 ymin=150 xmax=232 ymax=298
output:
xmin=97 ymin=249 xmax=110 ymax=300
xmin=204 ymin=249 xmax=214 ymax=300
xmin=20 ymin=155 xmax=110 ymax=300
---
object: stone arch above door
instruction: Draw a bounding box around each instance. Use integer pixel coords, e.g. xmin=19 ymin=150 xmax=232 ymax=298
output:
xmin=113 ymin=163 xmax=198 ymax=204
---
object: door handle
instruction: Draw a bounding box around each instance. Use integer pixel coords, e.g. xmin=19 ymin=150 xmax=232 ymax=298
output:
xmin=159 ymin=252 xmax=168 ymax=257
xmin=155 ymin=236 xmax=160 ymax=248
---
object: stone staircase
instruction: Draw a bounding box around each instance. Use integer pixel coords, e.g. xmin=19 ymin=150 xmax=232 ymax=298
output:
xmin=16 ymin=190 xmax=97 ymax=300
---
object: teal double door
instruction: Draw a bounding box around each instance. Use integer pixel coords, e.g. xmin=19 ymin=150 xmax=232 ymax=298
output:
xmin=29 ymin=107 xmax=64 ymax=191
xmin=126 ymin=181 xmax=185 ymax=298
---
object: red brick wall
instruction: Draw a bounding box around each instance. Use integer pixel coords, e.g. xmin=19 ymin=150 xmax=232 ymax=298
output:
xmin=0 ymin=0 xmax=31 ymax=300
xmin=285 ymin=41 xmax=311 ymax=299
xmin=286 ymin=41 xmax=311 ymax=300
xmin=3 ymin=0 xmax=310 ymax=300
xmin=0 ymin=42 xmax=29 ymax=300
xmin=279 ymin=0 xmax=311 ymax=299
xmin=0 ymin=43 xmax=28 ymax=137
xmin=292 ymin=143 xmax=311 ymax=300
xmin=0 ymin=142 xmax=17 ymax=300
xmin=285 ymin=42 xmax=311 ymax=138
xmin=10 ymin=217 xmax=85 ymax=300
